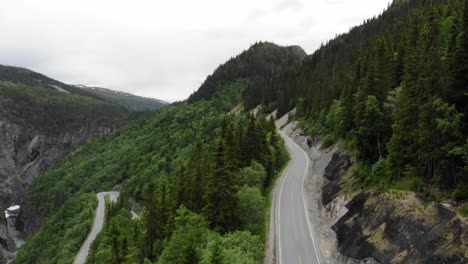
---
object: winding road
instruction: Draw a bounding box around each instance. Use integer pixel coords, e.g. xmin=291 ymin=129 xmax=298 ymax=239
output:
xmin=276 ymin=131 xmax=321 ymax=264
xmin=73 ymin=192 xmax=119 ymax=264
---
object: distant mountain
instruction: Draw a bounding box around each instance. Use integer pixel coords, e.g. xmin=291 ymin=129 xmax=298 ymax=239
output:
xmin=0 ymin=65 xmax=168 ymax=112
xmin=74 ymin=85 xmax=168 ymax=111
xmin=0 ymin=65 xmax=109 ymax=99
xmin=188 ymin=41 xmax=307 ymax=109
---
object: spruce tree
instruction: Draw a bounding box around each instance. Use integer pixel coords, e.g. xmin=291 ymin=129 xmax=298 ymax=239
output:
xmin=109 ymin=219 xmax=122 ymax=264
xmin=202 ymin=139 xmax=239 ymax=233
xmin=143 ymin=182 xmax=162 ymax=259
xmin=452 ymin=0 xmax=468 ymax=126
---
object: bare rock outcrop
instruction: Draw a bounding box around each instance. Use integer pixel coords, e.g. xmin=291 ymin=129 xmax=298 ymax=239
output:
xmin=0 ymin=119 xmax=114 ymax=262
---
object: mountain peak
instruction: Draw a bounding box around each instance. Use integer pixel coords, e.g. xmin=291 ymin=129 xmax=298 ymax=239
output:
xmin=188 ymin=41 xmax=306 ymax=103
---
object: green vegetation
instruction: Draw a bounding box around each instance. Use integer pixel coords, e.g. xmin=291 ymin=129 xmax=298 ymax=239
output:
xmin=255 ymin=0 xmax=468 ymax=196
xmin=15 ymin=1 xmax=468 ymax=262
xmin=0 ymin=65 xmax=115 ymax=99
xmin=188 ymin=41 xmax=306 ymax=112
xmin=16 ymin=91 xmax=288 ymax=263
xmin=75 ymin=86 xmax=168 ymax=112
xmin=0 ymin=81 xmax=130 ymax=135
xmin=459 ymin=205 xmax=468 ymax=217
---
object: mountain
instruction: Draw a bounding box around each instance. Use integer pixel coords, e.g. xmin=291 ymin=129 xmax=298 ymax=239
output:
xmin=74 ymin=85 xmax=168 ymax=111
xmin=188 ymin=41 xmax=306 ymax=110
xmin=0 ymin=65 xmax=135 ymax=261
xmin=243 ymin=0 xmax=468 ymax=262
xmin=13 ymin=43 xmax=298 ymax=264
xmin=0 ymin=65 xmax=133 ymax=202
xmin=9 ymin=0 xmax=468 ymax=263
xmin=249 ymin=0 xmax=468 ymax=186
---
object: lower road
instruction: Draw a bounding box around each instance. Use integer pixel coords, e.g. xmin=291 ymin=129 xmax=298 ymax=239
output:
xmin=73 ymin=191 xmax=119 ymax=264
xmin=276 ymin=131 xmax=321 ymax=264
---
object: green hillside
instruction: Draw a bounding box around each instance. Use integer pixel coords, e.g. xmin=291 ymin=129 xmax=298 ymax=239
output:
xmin=248 ymin=0 xmax=468 ymax=195
xmin=75 ymin=85 xmax=169 ymax=112
xmin=188 ymin=41 xmax=306 ymax=110
xmin=15 ymin=45 xmax=295 ymax=264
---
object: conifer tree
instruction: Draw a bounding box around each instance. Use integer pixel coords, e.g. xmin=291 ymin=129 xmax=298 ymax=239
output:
xmin=202 ymin=139 xmax=239 ymax=233
xmin=452 ymin=0 xmax=468 ymax=125
xmin=189 ymin=140 xmax=210 ymax=213
xmin=109 ymin=219 xmax=122 ymax=264
xmin=143 ymin=182 xmax=162 ymax=259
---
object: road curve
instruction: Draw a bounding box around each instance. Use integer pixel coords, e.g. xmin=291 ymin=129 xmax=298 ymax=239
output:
xmin=277 ymin=131 xmax=321 ymax=264
xmin=73 ymin=192 xmax=119 ymax=264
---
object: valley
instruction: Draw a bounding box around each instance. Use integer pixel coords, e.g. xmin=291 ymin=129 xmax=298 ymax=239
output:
xmin=1 ymin=0 xmax=468 ymax=263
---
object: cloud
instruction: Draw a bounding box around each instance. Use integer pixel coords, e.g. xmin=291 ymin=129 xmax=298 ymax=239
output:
xmin=0 ymin=0 xmax=390 ymax=102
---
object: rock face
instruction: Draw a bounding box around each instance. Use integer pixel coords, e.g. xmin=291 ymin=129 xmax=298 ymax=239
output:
xmin=0 ymin=120 xmax=111 ymax=206
xmin=322 ymin=152 xmax=352 ymax=206
xmin=320 ymin=149 xmax=468 ymax=263
xmin=0 ymin=119 xmax=113 ymax=262
xmin=283 ymin=120 xmax=467 ymax=264
xmin=333 ymin=192 xmax=468 ymax=264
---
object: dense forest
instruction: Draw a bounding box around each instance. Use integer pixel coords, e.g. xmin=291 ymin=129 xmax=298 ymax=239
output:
xmin=0 ymin=65 xmax=114 ymax=99
xmin=243 ymin=0 xmax=468 ymax=198
xmin=75 ymin=86 xmax=168 ymax=112
xmin=16 ymin=101 xmax=287 ymax=264
xmin=15 ymin=47 xmax=292 ymax=263
xmin=12 ymin=0 xmax=468 ymax=262
xmin=188 ymin=42 xmax=306 ymax=110
xmin=0 ymin=81 xmax=130 ymax=135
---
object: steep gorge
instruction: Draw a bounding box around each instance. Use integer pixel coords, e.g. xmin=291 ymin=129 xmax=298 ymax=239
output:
xmin=0 ymin=66 xmax=135 ymax=262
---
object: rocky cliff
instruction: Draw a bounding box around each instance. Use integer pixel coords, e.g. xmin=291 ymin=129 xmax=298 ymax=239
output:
xmin=0 ymin=119 xmax=115 ymax=263
xmin=0 ymin=66 xmax=135 ymax=262
xmin=283 ymin=120 xmax=467 ymax=264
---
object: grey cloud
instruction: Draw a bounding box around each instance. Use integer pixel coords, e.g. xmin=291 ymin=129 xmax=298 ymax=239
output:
xmin=0 ymin=0 xmax=390 ymax=102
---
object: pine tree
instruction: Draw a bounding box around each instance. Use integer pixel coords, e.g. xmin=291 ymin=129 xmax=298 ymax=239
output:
xmin=243 ymin=116 xmax=260 ymax=166
xmin=202 ymin=139 xmax=239 ymax=233
xmin=109 ymin=219 xmax=122 ymax=264
xmin=357 ymin=96 xmax=385 ymax=162
xmin=143 ymin=182 xmax=162 ymax=259
xmin=452 ymin=0 xmax=468 ymax=127
xmin=387 ymin=23 xmax=422 ymax=177
xmin=189 ymin=140 xmax=210 ymax=213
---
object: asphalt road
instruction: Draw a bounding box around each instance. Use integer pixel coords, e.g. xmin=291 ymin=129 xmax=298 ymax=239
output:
xmin=73 ymin=191 xmax=119 ymax=264
xmin=277 ymin=131 xmax=321 ymax=264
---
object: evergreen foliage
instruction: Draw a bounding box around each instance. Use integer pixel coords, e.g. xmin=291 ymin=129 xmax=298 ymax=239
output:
xmin=16 ymin=92 xmax=288 ymax=263
xmin=255 ymin=0 xmax=467 ymax=191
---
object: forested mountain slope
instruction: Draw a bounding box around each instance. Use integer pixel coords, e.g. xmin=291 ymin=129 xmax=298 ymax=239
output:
xmin=10 ymin=0 xmax=468 ymax=262
xmin=252 ymin=0 xmax=468 ymax=192
xmin=251 ymin=0 xmax=467 ymax=262
xmin=0 ymin=66 xmax=134 ymax=262
xmin=188 ymin=41 xmax=306 ymax=110
xmin=14 ymin=44 xmax=296 ymax=264
xmin=75 ymin=85 xmax=168 ymax=111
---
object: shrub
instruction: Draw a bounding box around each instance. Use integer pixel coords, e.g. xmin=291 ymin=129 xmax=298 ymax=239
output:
xmin=322 ymin=134 xmax=336 ymax=149
xmin=452 ymin=185 xmax=468 ymax=201
xmin=459 ymin=205 xmax=468 ymax=217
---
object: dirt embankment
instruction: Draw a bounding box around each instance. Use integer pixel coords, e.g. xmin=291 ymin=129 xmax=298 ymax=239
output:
xmin=283 ymin=121 xmax=467 ymax=264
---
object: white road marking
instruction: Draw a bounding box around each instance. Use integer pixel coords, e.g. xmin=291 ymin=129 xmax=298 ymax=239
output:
xmin=276 ymin=145 xmax=293 ymax=264
xmin=281 ymin=132 xmax=322 ymax=264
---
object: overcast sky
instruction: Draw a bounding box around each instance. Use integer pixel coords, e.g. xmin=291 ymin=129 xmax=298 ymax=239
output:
xmin=0 ymin=0 xmax=391 ymax=102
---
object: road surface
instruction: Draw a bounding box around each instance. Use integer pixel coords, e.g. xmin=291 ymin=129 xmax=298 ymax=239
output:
xmin=276 ymin=131 xmax=321 ymax=264
xmin=73 ymin=192 xmax=119 ymax=264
